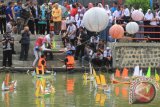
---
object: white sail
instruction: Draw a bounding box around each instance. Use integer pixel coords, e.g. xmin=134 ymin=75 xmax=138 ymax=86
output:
xmin=133 ymin=65 xmax=140 ymax=76
xmin=89 ymin=63 xmax=92 ymax=75
xmin=1 ymin=81 xmax=5 ymax=91
xmin=14 ymin=81 xmax=17 ymax=89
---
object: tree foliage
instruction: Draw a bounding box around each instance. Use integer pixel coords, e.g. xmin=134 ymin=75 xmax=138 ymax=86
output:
xmin=125 ymin=0 xmax=150 ymax=12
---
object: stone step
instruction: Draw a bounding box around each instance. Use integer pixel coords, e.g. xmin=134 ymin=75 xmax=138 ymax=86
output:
xmin=0 ymin=34 xmax=63 ymax=41
xmin=0 ymin=40 xmax=64 ymax=53
xmin=0 ymin=52 xmax=66 ymax=61
xmin=0 ymin=60 xmax=83 ymax=67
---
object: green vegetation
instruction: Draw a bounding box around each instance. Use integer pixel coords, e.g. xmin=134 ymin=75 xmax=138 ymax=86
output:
xmin=125 ymin=0 xmax=150 ymax=12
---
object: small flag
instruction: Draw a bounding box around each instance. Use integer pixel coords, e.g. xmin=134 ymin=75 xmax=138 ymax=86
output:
xmin=146 ymin=67 xmax=151 ymax=77
xmin=155 ymin=69 xmax=159 ymax=82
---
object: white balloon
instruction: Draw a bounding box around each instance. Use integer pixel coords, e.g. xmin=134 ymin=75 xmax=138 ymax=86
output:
xmin=126 ymin=22 xmax=139 ymax=34
xmin=82 ymin=7 xmax=109 ymax=32
xmin=131 ymin=10 xmax=144 ymax=21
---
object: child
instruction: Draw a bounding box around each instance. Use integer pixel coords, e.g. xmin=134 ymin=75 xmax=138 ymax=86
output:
xmin=61 ymin=17 xmax=67 ymax=34
xmin=64 ymin=51 xmax=75 ymax=71
xmin=37 ymin=54 xmax=47 ymax=74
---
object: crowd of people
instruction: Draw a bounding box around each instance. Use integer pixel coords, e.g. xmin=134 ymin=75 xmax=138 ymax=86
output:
xmin=1 ymin=0 xmax=160 ymax=69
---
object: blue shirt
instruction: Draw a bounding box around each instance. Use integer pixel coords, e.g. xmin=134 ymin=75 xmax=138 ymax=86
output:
xmin=6 ymin=6 xmax=13 ymax=22
xmin=14 ymin=5 xmax=22 ymax=18
xmin=111 ymin=7 xmax=117 ymax=13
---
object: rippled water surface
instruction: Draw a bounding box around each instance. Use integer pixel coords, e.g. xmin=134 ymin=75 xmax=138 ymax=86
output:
xmin=0 ymin=72 xmax=159 ymax=107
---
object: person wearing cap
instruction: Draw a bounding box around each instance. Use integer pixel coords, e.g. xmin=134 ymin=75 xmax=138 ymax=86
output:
xmin=103 ymin=47 xmax=112 ymax=69
xmin=0 ymin=0 xmax=6 ymax=34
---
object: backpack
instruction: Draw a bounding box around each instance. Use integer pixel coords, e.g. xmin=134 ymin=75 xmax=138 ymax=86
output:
xmin=20 ymin=8 xmax=30 ymax=19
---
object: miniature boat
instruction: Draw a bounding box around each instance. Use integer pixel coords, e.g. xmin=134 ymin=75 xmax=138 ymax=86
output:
xmin=2 ymin=81 xmax=17 ymax=91
xmin=132 ymin=65 xmax=144 ymax=78
xmin=94 ymin=74 xmax=111 ymax=92
xmin=1 ymin=74 xmax=17 ymax=91
xmin=111 ymin=68 xmax=131 ymax=84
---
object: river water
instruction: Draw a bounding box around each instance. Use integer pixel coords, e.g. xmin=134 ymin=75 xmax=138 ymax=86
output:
xmin=0 ymin=72 xmax=159 ymax=107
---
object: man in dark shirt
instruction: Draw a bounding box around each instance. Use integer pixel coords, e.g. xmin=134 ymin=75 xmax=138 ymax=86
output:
xmin=75 ymin=27 xmax=88 ymax=60
xmin=19 ymin=26 xmax=31 ymax=61
xmin=30 ymin=1 xmax=40 ymax=34
xmin=6 ymin=1 xmax=14 ymax=22
xmin=2 ymin=33 xmax=14 ymax=67
xmin=0 ymin=0 xmax=6 ymax=34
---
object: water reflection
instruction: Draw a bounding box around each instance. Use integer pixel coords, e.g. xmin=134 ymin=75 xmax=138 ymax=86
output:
xmin=114 ymin=84 xmax=129 ymax=99
xmin=1 ymin=90 xmax=16 ymax=107
xmin=66 ymin=79 xmax=75 ymax=94
xmin=0 ymin=73 xmax=159 ymax=107
xmin=35 ymin=95 xmax=55 ymax=107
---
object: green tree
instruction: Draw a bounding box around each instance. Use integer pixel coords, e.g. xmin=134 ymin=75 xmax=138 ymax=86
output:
xmin=125 ymin=0 xmax=150 ymax=12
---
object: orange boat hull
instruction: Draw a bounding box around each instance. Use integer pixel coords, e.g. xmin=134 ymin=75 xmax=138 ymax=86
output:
xmin=111 ymin=79 xmax=130 ymax=84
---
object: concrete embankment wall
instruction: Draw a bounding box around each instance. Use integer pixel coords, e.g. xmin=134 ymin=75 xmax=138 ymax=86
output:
xmin=110 ymin=42 xmax=160 ymax=69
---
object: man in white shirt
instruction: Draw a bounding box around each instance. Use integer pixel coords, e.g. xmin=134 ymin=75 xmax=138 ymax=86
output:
xmin=122 ymin=5 xmax=130 ymax=23
xmin=103 ymin=47 xmax=112 ymax=68
xmin=66 ymin=20 xmax=77 ymax=45
xmin=42 ymin=31 xmax=54 ymax=60
xmin=113 ymin=6 xmax=122 ymax=24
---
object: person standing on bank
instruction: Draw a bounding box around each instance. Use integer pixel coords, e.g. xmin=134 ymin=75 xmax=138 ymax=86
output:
xmin=2 ymin=32 xmax=14 ymax=67
xmin=6 ymin=19 xmax=16 ymax=54
xmin=31 ymin=1 xmax=40 ymax=35
xmin=75 ymin=27 xmax=88 ymax=60
xmin=0 ymin=0 xmax=6 ymax=34
xmin=52 ymin=3 xmax=62 ymax=35
xmin=6 ymin=1 xmax=14 ymax=22
xmin=19 ymin=26 xmax=31 ymax=61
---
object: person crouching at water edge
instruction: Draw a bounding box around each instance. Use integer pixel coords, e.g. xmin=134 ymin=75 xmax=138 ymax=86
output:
xmin=64 ymin=51 xmax=75 ymax=71
xmin=36 ymin=54 xmax=47 ymax=74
